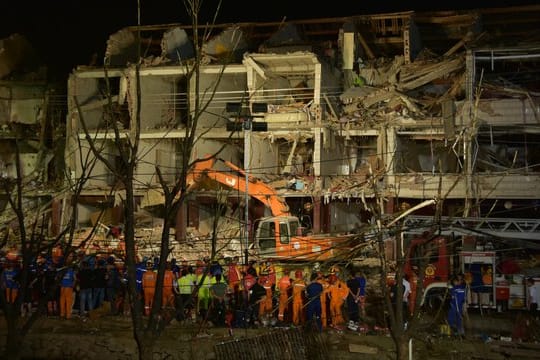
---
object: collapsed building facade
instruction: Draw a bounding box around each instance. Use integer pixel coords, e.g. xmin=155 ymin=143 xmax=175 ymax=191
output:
xmin=0 ymin=33 xmax=65 ymax=249
xmin=61 ymin=4 xmax=540 ymax=274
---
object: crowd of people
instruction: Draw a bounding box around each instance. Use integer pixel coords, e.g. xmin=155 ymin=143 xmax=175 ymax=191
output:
xmin=156 ymin=256 xmax=370 ymax=332
xmin=0 ymin=252 xmax=124 ymax=319
xmin=0 ymin=251 xmax=371 ymax=332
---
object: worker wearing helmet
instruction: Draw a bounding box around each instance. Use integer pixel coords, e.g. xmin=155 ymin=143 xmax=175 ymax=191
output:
xmin=162 ymin=261 xmax=175 ymax=309
xmin=317 ymin=271 xmax=330 ymax=329
xmin=292 ymin=270 xmax=306 ymax=325
xmin=277 ymin=270 xmax=292 ymax=323
xmin=259 ymin=275 xmax=273 ymax=322
xmin=142 ymin=260 xmax=157 ymax=316
xmin=260 ymin=261 xmax=276 ymax=287
xmin=328 ymin=273 xmax=347 ymax=329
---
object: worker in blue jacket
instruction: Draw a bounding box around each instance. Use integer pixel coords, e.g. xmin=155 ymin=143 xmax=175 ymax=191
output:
xmin=448 ymin=274 xmax=466 ymax=336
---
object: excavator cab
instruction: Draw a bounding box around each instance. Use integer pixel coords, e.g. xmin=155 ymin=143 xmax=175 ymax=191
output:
xmin=255 ymin=216 xmax=302 ymax=259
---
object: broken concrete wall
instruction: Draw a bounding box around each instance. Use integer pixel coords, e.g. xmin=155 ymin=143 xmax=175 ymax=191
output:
xmin=456 ymin=98 xmax=539 ymax=127
xmin=394 ymin=137 xmax=460 ymax=173
xmin=139 ymin=74 xmax=184 ymax=130
xmin=318 ymin=129 xmax=347 ymax=177
xmin=68 ymin=74 xmax=124 ymax=130
xmin=244 ymin=52 xmax=322 ymax=126
xmin=250 ymin=134 xmax=277 ymax=175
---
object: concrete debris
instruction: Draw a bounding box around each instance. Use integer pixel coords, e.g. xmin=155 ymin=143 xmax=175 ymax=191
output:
xmin=105 ymin=28 xmax=138 ymax=66
xmin=348 ymin=343 xmax=378 ymax=354
xmin=202 ymin=26 xmax=248 ymax=63
xmin=161 ymin=27 xmax=194 ymax=62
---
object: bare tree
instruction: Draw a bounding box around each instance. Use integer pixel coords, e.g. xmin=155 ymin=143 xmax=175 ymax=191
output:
xmin=0 ymin=125 xmax=98 ymax=360
xmin=71 ymin=1 xmax=237 ymax=358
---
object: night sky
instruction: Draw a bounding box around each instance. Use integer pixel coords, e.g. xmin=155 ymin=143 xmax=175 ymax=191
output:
xmin=0 ymin=0 xmax=537 ymax=81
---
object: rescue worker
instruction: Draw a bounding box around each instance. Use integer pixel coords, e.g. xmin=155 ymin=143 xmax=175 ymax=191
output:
xmin=42 ymin=261 xmax=58 ymax=316
xmin=246 ymin=276 xmax=266 ymax=327
xmin=356 ymin=271 xmax=367 ymax=318
xmin=177 ymin=267 xmax=196 ymax=321
xmin=327 ymin=272 xmax=348 ymax=329
xmin=242 ymin=270 xmax=257 ymax=310
xmin=277 ymin=270 xmax=292 ymax=323
xmin=162 ymin=261 xmax=175 ymax=309
xmin=209 ymin=273 xmax=228 ymax=326
xmin=105 ymin=256 xmax=121 ymax=315
xmin=305 ymin=272 xmax=324 ymax=332
xmin=317 ymin=271 xmax=330 ymax=329
xmin=59 ymin=264 xmax=76 ymax=319
xmin=292 ymin=270 xmax=306 ymax=325
xmin=135 ymin=257 xmax=146 ymax=307
xmin=142 ymin=259 xmax=157 ymax=316
xmin=259 ymin=274 xmax=274 ymax=324
xmin=346 ymin=272 xmax=360 ymax=324
xmin=77 ymin=260 xmax=94 ymax=316
xmin=226 ymin=256 xmax=242 ymax=308
xmin=260 ymin=261 xmax=276 ymax=289
xmin=448 ymin=275 xmax=466 ymax=336
xmin=196 ymin=268 xmax=212 ymax=321
xmin=2 ymin=260 xmax=20 ymax=303
xmin=93 ymin=259 xmax=107 ymax=309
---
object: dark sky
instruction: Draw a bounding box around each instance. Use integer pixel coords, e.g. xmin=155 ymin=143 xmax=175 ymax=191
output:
xmin=0 ymin=0 xmax=537 ymax=81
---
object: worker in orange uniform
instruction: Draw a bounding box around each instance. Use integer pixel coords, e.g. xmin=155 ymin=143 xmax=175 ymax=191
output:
xmin=163 ymin=261 xmax=175 ymax=309
xmin=328 ymin=273 xmax=348 ymax=329
xmin=317 ymin=271 xmax=330 ymax=329
xmin=259 ymin=274 xmax=274 ymax=323
xmin=226 ymin=256 xmax=242 ymax=308
xmin=142 ymin=260 xmax=157 ymax=316
xmin=278 ymin=270 xmax=292 ymax=323
xmin=292 ymin=269 xmax=306 ymax=326
xmin=58 ymin=263 xmax=76 ymax=319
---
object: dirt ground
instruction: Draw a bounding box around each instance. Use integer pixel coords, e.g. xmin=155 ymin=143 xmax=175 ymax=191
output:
xmin=2 ymin=308 xmax=539 ymax=359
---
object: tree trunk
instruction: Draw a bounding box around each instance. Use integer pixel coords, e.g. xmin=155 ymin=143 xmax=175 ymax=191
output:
xmin=135 ymin=331 xmax=156 ymax=360
xmin=4 ymin=319 xmax=24 ymax=360
xmin=395 ymin=335 xmax=409 ymax=360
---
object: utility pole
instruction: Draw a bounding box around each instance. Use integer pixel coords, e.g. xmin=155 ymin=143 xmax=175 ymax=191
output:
xmin=243 ymin=116 xmax=251 ymax=267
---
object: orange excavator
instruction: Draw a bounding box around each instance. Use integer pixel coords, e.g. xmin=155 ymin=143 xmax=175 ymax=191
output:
xmin=187 ymin=155 xmax=357 ymax=262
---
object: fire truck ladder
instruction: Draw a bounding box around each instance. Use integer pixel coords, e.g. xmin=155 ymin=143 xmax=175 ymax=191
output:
xmin=403 ymin=216 xmax=540 ymax=241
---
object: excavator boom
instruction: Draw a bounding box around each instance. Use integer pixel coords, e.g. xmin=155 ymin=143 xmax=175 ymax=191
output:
xmin=188 ymin=155 xmax=291 ymax=217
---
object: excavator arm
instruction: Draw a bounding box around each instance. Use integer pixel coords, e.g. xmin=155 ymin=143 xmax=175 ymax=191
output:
xmin=187 ymin=154 xmax=291 ymax=217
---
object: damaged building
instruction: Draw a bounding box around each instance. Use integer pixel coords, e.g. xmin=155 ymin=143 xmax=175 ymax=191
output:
xmin=63 ymin=5 xmax=540 ymax=265
xmin=0 ymin=33 xmax=64 ymax=246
